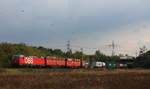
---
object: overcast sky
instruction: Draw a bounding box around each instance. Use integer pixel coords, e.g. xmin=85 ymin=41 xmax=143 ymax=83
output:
xmin=0 ymin=0 xmax=150 ymax=56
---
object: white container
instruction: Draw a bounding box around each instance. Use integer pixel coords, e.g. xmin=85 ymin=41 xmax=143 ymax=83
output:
xmin=92 ymin=62 xmax=105 ymax=68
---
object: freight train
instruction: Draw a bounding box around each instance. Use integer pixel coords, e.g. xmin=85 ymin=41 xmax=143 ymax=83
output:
xmin=11 ymin=55 xmax=85 ymax=68
xmin=10 ymin=55 xmax=131 ymax=69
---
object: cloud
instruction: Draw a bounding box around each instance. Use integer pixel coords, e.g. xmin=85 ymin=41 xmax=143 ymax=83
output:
xmin=75 ymin=22 xmax=150 ymax=56
xmin=0 ymin=0 xmax=150 ymax=56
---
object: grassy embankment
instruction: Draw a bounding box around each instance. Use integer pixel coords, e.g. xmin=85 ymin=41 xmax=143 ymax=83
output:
xmin=0 ymin=69 xmax=150 ymax=89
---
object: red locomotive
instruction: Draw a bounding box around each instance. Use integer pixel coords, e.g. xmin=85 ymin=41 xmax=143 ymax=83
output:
xmin=11 ymin=55 xmax=84 ymax=68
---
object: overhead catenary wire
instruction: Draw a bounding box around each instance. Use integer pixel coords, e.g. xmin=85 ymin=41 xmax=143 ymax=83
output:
xmin=46 ymin=41 xmax=130 ymax=56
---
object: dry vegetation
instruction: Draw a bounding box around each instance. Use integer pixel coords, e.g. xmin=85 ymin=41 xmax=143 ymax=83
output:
xmin=0 ymin=69 xmax=150 ymax=89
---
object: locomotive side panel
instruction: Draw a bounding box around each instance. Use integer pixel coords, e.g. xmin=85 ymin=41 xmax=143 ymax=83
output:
xmin=33 ymin=57 xmax=45 ymax=66
xmin=46 ymin=57 xmax=66 ymax=67
xmin=73 ymin=59 xmax=81 ymax=68
xmin=66 ymin=58 xmax=74 ymax=68
xmin=46 ymin=57 xmax=57 ymax=67
xmin=56 ymin=58 xmax=66 ymax=67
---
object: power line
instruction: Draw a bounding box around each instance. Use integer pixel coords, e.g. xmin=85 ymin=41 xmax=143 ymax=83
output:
xmin=106 ymin=41 xmax=119 ymax=56
xmin=71 ymin=45 xmax=99 ymax=50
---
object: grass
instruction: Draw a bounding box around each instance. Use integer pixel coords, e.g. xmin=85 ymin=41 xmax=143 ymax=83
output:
xmin=0 ymin=69 xmax=150 ymax=89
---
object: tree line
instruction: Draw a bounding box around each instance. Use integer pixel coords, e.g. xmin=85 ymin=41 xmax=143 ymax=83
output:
xmin=0 ymin=42 xmax=109 ymax=67
xmin=0 ymin=42 xmax=150 ymax=68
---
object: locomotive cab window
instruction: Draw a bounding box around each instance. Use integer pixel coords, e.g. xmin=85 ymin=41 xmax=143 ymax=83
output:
xmin=12 ymin=56 xmax=19 ymax=60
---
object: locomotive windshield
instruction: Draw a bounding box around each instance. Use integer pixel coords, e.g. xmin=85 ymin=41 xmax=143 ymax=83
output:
xmin=12 ymin=56 xmax=19 ymax=60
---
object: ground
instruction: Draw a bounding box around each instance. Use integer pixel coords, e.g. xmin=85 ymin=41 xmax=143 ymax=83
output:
xmin=0 ymin=69 xmax=150 ymax=89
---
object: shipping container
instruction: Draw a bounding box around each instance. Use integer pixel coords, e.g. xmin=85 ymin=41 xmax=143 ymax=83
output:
xmin=106 ymin=61 xmax=117 ymax=68
xmin=91 ymin=62 xmax=105 ymax=68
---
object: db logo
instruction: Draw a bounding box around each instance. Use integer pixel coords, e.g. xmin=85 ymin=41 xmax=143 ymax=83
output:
xmin=25 ymin=57 xmax=33 ymax=64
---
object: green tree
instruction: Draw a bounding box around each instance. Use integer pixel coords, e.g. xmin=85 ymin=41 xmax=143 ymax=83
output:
xmin=139 ymin=45 xmax=147 ymax=56
xmin=135 ymin=50 xmax=150 ymax=68
xmin=95 ymin=50 xmax=107 ymax=61
xmin=72 ymin=51 xmax=83 ymax=59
